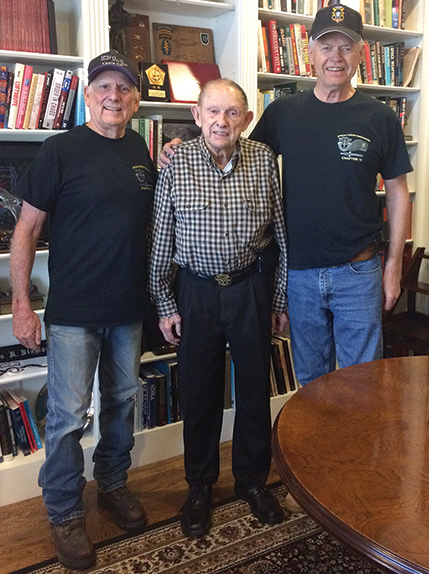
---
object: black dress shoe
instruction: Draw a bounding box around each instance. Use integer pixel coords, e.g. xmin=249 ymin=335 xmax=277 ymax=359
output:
xmin=235 ymin=485 xmax=285 ymax=525
xmin=180 ymin=485 xmax=212 ymax=538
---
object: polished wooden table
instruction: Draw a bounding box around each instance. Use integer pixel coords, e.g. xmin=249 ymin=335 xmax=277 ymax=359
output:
xmin=273 ymin=356 xmax=429 ymax=574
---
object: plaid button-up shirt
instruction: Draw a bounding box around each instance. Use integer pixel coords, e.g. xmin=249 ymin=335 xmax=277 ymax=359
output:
xmin=149 ymin=135 xmax=288 ymax=317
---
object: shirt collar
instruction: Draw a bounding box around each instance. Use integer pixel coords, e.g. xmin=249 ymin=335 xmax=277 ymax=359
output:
xmin=197 ymin=134 xmax=242 ymax=173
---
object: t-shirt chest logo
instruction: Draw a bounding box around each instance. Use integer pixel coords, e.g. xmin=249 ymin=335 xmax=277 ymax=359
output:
xmin=337 ymin=134 xmax=370 ymax=162
xmin=133 ymin=165 xmax=153 ymax=191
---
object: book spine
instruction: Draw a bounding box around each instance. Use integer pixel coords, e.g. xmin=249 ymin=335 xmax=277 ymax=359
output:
xmin=7 ymin=400 xmax=31 ymax=456
xmin=61 ymin=74 xmax=79 ymax=129
xmin=74 ymin=67 xmax=86 ymax=126
xmin=0 ymin=65 xmax=8 ymax=129
xmin=42 ymin=68 xmax=65 ymax=129
xmin=265 ymin=20 xmax=282 ymax=74
xmin=53 ymin=69 xmax=72 ymax=129
xmin=4 ymin=71 xmax=14 ymax=128
xmin=289 ymin=24 xmax=300 ymax=76
xmin=15 ymin=65 xmax=34 ymax=129
xmin=7 ymin=63 xmax=25 ymax=129
xmin=23 ymin=73 xmax=39 ymax=129
xmin=261 ymin=26 xmax=272 ymax=74
xmin=0 ymin=403 xmax=14 ymax=460
xmin=28 ymin=73 xmax=46 ymax=130
xmin=300 ymin=25 xmax=312 ymax=76
xmin=363 ymin=41 xmax=373 ymax=84
xmin=38 ymin=71 xmax=53 ymax=129
xmin=21 ymin=397 xmax=43 ymax=450
xmin=2 ymin=398 xmax=18 ymax=456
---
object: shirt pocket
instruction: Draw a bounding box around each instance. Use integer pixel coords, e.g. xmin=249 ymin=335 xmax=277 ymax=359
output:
xmin=174 ymin=197 xmax=212 ymax=249
xmin=236 ymin=193 xmax=272 ymax=243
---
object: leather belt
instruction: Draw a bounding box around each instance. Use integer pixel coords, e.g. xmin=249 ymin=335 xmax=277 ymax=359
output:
xmin=349 ymin=240 xmax=378 ymax=263
xmin=185 ymin=259 xmax=259 ymax=287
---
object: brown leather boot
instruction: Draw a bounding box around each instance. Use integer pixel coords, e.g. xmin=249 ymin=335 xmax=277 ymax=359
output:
xmin=98 ymin=485 xmax=147 ymax=530
xmin=50 ymin=518 xmax=96 ymax=571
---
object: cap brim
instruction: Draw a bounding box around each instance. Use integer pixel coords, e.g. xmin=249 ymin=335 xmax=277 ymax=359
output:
xmin=311 ymin=27 xmax=362 ymax=42
xmin=88 ymin=64 xmax=138 ymax=86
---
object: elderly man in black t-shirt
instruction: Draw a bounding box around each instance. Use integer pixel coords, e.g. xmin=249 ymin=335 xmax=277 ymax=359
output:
xmin=10 ymin=50 xmax=157 ymax=571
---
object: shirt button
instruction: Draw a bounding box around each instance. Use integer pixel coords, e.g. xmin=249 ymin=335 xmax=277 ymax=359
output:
xmin=225 ymin=232 xmax=229 ymax=237
xmin=224 ymin=202 xmax=228 ymax=208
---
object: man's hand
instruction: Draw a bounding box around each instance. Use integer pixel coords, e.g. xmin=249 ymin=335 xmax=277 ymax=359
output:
xmin=271 ymin=312 xmax=289 ymax=335
xmin=382 ymin=259 xmax=402 ymax=311
xmin=12 ymin=304 xmax=42 ymax=351
xmin=159 ymin=313 xmax=182 ymax=345
xmin=157 ymin=138 xmax=182 ymax=169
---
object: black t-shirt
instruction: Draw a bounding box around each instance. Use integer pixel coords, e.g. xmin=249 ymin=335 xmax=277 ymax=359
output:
xmin=14 ymin=125 xmax=157 ymax=326
xmin=251 ymin=90 xmax=413 ymax=269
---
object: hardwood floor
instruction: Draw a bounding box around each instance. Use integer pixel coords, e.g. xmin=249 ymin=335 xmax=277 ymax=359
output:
xmin=1 ymin=441 xmax=281 ymax=573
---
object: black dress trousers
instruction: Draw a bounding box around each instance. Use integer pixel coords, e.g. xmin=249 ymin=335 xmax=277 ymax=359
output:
xmin=175 ymin=267 xmax=274 ymax=488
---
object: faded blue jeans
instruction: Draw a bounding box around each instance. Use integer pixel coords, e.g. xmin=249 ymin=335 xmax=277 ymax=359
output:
xmin=39 ymin=322 xmax=142 ymax=525
xmin=287 ymin=254 xmax=383 ymax=386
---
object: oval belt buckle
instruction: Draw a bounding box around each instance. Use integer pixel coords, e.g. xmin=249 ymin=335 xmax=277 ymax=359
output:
xmin=214 ymin=273 xmax=233 ymax=287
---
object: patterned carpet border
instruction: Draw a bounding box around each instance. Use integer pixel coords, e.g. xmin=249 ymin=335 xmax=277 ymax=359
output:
xmin=9 ymin=485 xmax=383 ymax=574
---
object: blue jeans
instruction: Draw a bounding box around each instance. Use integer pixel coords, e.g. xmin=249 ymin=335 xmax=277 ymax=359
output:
xmin=39 ymin=322 xmax=142 ymax=525
xmin=287 ymin=255 xmax=383 ymax=386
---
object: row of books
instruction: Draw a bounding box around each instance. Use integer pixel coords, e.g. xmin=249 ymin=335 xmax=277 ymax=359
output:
xmin=258 ymin=0 xmax=326 ymax=15
xmin=0 ymin=0 xmax=57 ymax=54
xmin=0 ymin=389 xmax=43 ymax=462
xmin=0 ymin=63 xmax=85 ymax=131
xmin=136 ymin=352 xmax=234 ymax=432
xmin=131 ymin=116 xmax=163 ymax=165
xmin=259 ymin=20 xmax=312 ymax=77
xmin=377 ymin=95 xmax=407 ymax=132
xmin=358 ymin=42 xmax=421 ymax=88
xmin=362 ymin=0 xmax=407 ymax=29
xmin=271 ymin=335 xmax=298 ymax=396
xmin=258 ymin=0 xmax=408 ymax=30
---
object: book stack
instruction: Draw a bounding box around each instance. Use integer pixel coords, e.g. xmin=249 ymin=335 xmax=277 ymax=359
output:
xmin=0 ymin=64 xmax=85 ymax=130
xmin=0 ymin=0 xmax=58 ymax=54
xmin=258 ymin=20 xmax=312 ymax=77
xmin=0 ymin=390 xmax=43 ymax=461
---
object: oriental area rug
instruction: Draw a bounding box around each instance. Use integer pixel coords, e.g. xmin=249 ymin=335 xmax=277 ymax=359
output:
xmin=10 ymin=485 xmax=383 ymax=574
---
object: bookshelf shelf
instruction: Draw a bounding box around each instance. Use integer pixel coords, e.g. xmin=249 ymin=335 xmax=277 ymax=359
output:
xmin=0 ymin=50 xmax=84 ymax=68
xmin=0 ymin=129 xmax=63 ymax=142
xmin=122 ymin=0 xmax=235 ymax=18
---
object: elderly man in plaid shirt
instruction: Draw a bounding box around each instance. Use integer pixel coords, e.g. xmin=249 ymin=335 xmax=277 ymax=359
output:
xmin=149 ymin=78 xmax=288 ymax=539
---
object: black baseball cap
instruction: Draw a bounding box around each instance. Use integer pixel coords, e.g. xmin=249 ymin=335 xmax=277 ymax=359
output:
xmin=310 ymin=5 xmax=364 ymax=42
xmin=87 ymin=49 xmax=139 ymax=86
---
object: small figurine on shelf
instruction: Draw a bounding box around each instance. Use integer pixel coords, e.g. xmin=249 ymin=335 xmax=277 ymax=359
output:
xmin=109 ymin=0 xmax=131 ymax=55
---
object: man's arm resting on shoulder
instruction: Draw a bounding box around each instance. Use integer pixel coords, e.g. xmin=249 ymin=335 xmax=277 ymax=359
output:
xmin=10 ymin=201 xmax=48 ymax=351
xmin=159 ymin=314 xmax=182 ymax=346
xmin=383 ymin=173 xmax=410 ymax=311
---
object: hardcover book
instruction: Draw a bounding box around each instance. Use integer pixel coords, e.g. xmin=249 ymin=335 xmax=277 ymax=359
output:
xmin=153 ymin=23 xmax=215 ymax=64
xmin=7 ymin=63 xmax=25 ymax=130
xmin=42 ymin=68 xmax=65 ymax=129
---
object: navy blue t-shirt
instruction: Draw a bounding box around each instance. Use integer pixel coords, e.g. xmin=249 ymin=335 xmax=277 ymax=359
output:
xmin=14 ymin=125 xmax=157 ymax=326
xmin=251 ymin=90 xmax=412 ymax=269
